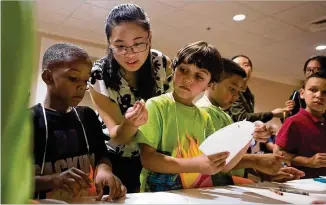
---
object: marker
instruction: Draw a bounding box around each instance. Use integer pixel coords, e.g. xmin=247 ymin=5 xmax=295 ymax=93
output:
xmin=270 ymin=188 xmax=283 ymax=196
xmin=278 ymin=188 xmax=309 ymax=196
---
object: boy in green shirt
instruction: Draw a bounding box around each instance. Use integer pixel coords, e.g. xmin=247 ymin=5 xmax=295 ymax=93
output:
xmin=136 ymin=41 xmax=233 ymax=192
xmin=197 ymin=58 xmax=305 ymax=182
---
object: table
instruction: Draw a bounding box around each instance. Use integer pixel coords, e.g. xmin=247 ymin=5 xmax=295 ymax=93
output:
xmin=40 ymin=179 xmax=326 ymax=204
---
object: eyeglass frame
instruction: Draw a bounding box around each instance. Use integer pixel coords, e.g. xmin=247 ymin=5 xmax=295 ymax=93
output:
xmin=109 ymin=36 xmax=150 ymax=55
xmin=305 ymin=67 xmax=321 ymax=76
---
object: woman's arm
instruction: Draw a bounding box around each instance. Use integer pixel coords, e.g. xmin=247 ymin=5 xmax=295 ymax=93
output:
xmin=89 ymin=87 xmax=140 ymax=145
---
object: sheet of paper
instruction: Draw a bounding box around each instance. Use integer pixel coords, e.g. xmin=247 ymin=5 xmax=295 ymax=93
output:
xmin=199 ymin=121 xmax=255 ymax=164
xmin=237 ymin=186 xmax=322 ymax=204
xmin=284 ymin=179 xmax=326 ymax=192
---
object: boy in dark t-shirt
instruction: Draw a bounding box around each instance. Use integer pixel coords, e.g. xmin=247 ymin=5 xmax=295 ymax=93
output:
xmin=32 ymin=43 xmax=126 ymax=201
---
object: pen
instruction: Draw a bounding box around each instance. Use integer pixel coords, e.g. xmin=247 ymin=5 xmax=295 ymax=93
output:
xmin=278 ymin=188 xmax=309 ymax=196
xmin=269 ymin=188 xmax=283 ymax=196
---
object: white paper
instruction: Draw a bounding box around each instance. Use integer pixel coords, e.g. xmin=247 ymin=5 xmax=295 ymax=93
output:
xmin=119 ymin=192 xmax=191 ymax=204
xmin=284 ymin=179 xmax=326 ymax=191
xmin=199 ymin=121 xmax=255 ymax=164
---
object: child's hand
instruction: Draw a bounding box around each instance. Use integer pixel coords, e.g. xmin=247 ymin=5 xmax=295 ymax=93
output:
xmin=52 ymin=167 xmax=91 ymax=195
xmin=285 ymin=100 xmax=295 ymax=111
xmin=94 ymin=170 xmax=127 ymax=202
xmin=196 ymin=152 xmax=229 ymax=175
xmin=271 ymin=167 xmax=305 ymax=182
xmin=124 ymin=99 xmax=148 ymax=127
xmin=308 ymin=153 xmax=326 ymax=168
xmin=254 ymin=154 xmax=288 ymax=175
xmin=253 ymin=121 xmax=270 ymax=143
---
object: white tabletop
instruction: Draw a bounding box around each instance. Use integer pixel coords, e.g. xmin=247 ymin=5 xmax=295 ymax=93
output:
xmin=40 ymin=179 xmax=326 ymax=204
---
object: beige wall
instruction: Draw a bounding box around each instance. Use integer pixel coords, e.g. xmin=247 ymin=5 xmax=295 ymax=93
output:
xmin=32 ymin=33 xmax=301 ymax=130
xmin=248 ymin=77 xmax=300 ymax=130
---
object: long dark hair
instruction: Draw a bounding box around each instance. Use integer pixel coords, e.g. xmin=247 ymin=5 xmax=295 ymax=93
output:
xmin=303 ymin=55 xmax=326 ymax=74
xmin=102 ymin=3 xmax=156 ymax=100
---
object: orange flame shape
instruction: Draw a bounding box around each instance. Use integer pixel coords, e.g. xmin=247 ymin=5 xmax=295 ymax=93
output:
xmin=176 ymin=132 xmax=213 ymax=189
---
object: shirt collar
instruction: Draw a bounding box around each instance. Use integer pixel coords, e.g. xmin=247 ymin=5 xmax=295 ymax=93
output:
xmin=299 ymin=108 xmax=325 ymax=123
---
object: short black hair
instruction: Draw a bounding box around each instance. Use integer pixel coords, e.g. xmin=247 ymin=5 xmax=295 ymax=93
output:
xmin=42 ymin=43 xmax=92 ymax=71
xmin=303 ymin=71 xmax=326 ymax=88
xmin=303 ymin=55 xmax=326 ymax=74
xmin=172 ymin=41 xmax=223 ymax=83
xmin=231 ymin=54 xmax=253 ymax=69
xmin=220 ymin=58 xmax=247 ymax=81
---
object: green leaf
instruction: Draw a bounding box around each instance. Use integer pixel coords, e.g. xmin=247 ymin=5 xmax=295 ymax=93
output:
xmin=1 ymin=1 xmax=36 ymax=203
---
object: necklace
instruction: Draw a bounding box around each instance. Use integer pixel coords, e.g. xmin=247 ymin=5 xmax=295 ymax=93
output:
xmin=167 ymin=92 xmax=206 ymax=152
xmin=40 ymin=104 xmax=89 ymax=175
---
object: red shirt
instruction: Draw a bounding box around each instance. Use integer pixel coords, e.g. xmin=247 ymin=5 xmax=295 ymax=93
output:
xmin=276 ymin=108 xmax=326 ymax=178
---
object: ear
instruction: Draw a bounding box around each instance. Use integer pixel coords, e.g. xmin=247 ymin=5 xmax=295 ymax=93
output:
xmin=42 ymin=69 xmax=54 ymax=85
xmin=299 ymin=88 xmax=305 ymax=99
xmin=208 ymin=82 xmax=216 ymax=91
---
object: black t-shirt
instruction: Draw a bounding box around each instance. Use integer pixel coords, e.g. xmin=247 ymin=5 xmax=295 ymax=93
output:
xmin=31 ymin=104 xmax=109 ymax=198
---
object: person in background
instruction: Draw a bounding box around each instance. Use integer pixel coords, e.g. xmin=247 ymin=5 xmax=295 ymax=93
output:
xmin=226 ymin=55 xmax=291 ymax=155
xmin=88 ymin=3 xmax=172 ymax=193
xmin=276 ymin=72 xmax=326 ymax=179
xmin=32 ymin=43 xmax=126 ymax=201
xmin=260 ymin=124 xmax=278 ymax=153
xmin=284 ymin=55 xmax=326 ymax=121
xmin=196 ymin=58 xmax=304 ymax=184
xmin=226 ymin=55 xmax=290 ymax=123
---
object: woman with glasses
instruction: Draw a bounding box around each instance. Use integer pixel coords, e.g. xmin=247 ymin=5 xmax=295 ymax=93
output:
xmin=283 ymin=55 xmax=326 ymax=121
xmin=88 ymin=3 xmax=172 ymax=193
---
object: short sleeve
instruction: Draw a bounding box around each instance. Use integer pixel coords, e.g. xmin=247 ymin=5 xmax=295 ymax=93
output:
xmin=135 ymin=99 xmax=163 ymax=149
xmin=275 ymin=119 xmax=299 ymax=153
xmin=90 ymin=59 xmax=119 ymax=104
xmin=82 ymin=107 xmax=109 ymax=165
xmin=203 ymin=111 xmax=216 ymax=137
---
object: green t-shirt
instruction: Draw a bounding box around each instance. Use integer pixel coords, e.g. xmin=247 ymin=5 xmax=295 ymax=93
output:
xmin=136 ymin=93 xmax=216 ymax=192
xmin=196 ymin=95 xmax=245 ymax=178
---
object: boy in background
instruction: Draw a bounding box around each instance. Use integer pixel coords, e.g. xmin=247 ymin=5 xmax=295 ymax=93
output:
xmin=197 ymin=58 xmax=304 ymax=183
xmin=276 ymin=72 xmax=326 ymax=179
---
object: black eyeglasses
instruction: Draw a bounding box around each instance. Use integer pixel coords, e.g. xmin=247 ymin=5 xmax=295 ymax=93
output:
xmin=306 ymin=67 xmax=320 ymax=75
xmin=110 ymin=41 xmax=149 ymax=55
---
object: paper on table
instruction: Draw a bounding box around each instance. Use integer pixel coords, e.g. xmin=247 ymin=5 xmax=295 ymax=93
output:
xmin=284 ymin=179 xmax=326 ymax=192
xmin=199 ymin=121 xmax=255 ymax=164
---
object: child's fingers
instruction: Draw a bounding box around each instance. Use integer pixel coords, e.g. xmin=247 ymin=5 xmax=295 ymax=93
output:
xmin=95 ymin=182 xmax=103 ymax=201
xmin=319 ymin=155 xmax=326 ymax=160
xmin=139 ymin=99 xmax=145 ymax=106
xmin=105 ymin=177 xmax=117 ymax=202
xmin=61 ymin=183 xmax=74 ymax=194
xmin=112 ymin=178 xmax=122 ymax=200
xmin=126 ymin=105 xmax=142 ymax=120
xmin=70 ymin=169 xmax=90 ymax=188
xmin=213 ymin=161 xmax=226 ymax=174
xmin=120 ymin=185 xmax=127 ymax=198
xmin=208 ymin=152 xmax=229 ymax=162
xmin=213 ymin=157 xmax=227 ymax=167
xmin=136 ymin=109 xmax=148 ymax=121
